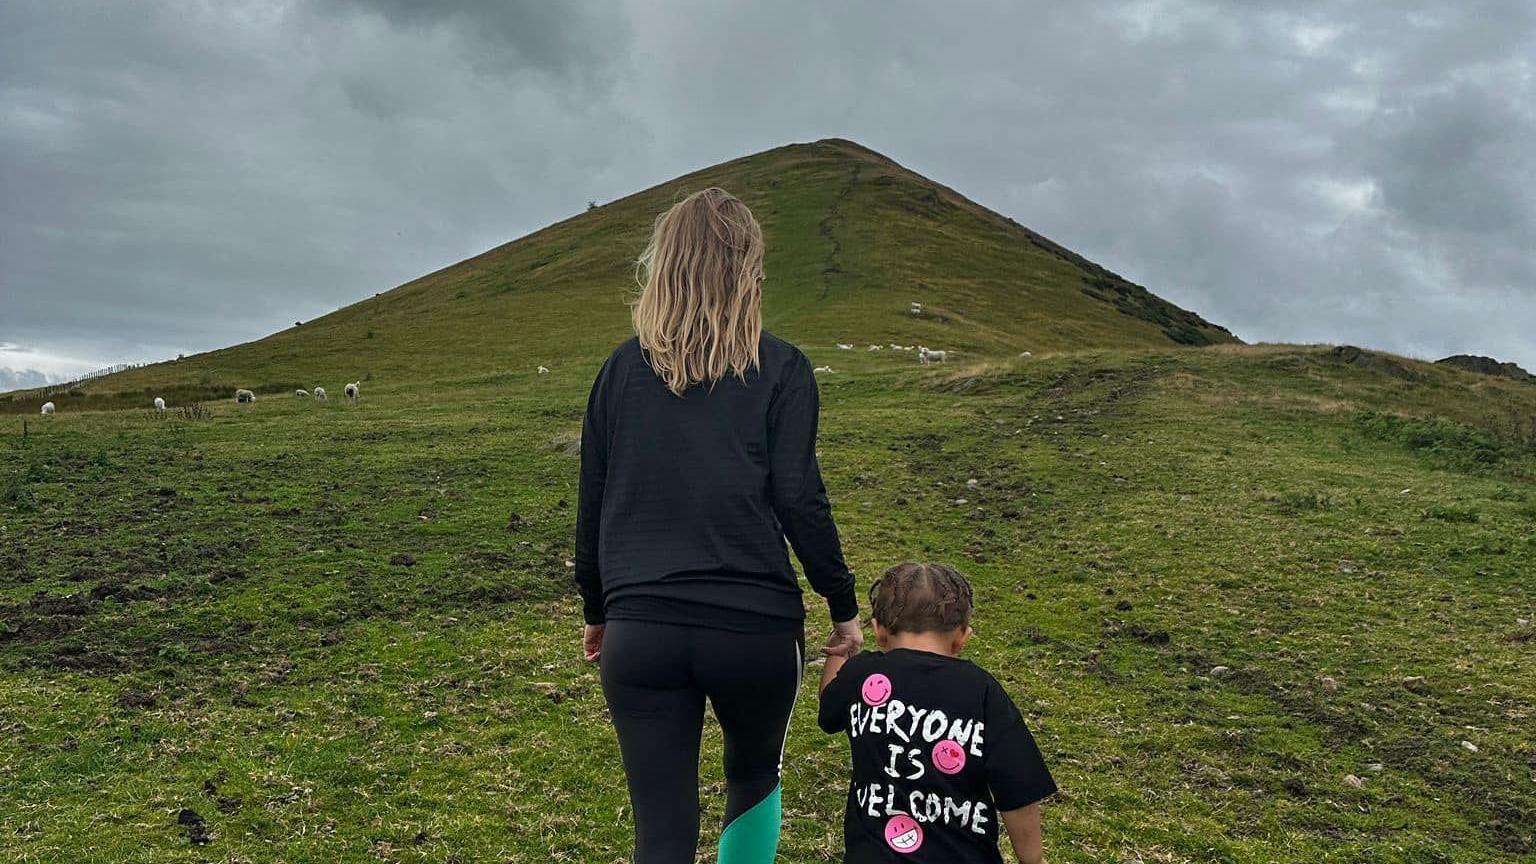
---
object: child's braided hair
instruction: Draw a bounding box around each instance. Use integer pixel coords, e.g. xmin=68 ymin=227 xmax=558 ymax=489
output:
xmin=868 ymin=562 xmax=974 ymax=635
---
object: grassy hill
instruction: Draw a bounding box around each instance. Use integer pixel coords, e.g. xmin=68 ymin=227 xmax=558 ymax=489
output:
xmin=2 ymin=138 xmax=1231 ymax=413
xmin=2 ymin=141 xmax=1534 ymax=863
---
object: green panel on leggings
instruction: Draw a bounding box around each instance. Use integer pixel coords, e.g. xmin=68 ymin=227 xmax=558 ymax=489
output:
xmin=716 ymin=783 xmax=781 ymax=863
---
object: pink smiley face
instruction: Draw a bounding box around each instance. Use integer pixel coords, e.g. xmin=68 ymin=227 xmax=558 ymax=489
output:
xmin=932 ymin=739 xmax=967 ymax=775
xmin=884 ymin=814 xmax=923 ymax=853
xmin=860 ymin=673 xmax=892 ymax=706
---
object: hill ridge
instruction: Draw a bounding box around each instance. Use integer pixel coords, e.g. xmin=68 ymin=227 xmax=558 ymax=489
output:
xmin=5 ymin=137 xmax=1237 ymax=409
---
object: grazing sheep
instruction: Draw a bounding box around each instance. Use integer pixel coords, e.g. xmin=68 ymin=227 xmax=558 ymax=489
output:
xmin=314 ymin=387 xmax=327 ymax=401
xmin=910 ymin=302 xmax=923 ymax=315
xmin=235 ymin=389 xmax=256 ymax=403
xmin=836 ymin=343 xmax=853 ymax=350
xmin=537 ymin=366 xmax=550 ymax=375
xmin=153 ymin=397 xmax=166 ymax=411
xmin=813 ymin=365 xmax=835 ymax=374
xmin=867 ymin=344 xmax=882 ymax=351
xmin=344 ymin=381 xmax=360 ymax=401
xmin=41 ymin=401 xmax=55 ymax=416
xmin=295 ymin=389 xmax=309 ymax=398
xmin=918 ymin=346 xmax=948 ymax=365
xmin=1019 ymin=351 xmax=1033 ymax=357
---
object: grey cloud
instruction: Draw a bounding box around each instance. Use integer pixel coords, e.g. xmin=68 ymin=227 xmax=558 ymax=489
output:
xmin=2 ymin=0 xmax=1533 ymax=380
xmin=0 ymin=368 xmax=48 ymax=391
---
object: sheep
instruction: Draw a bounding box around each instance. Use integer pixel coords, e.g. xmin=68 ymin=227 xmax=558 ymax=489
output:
xmin=153 ymin=397 xmax=166 ymax=411
xmin=813 ymin=365 xmax=835 ymax=374
xmin=41 ymin=401 xmax=55 ymax=416
xmin=344 ymin=381 xmax=360 ymax=401
xmin=868 ymin=344 xmax=883 ymax=351
xmin=836 ymin=343 xmax=853 ymax=350
xmin=918 ymin=346 xmax=948 ymax=365
xmin=910 ymin=301 xmax=923 ymax=315
xmin=1019 ymin=351 xmax=1032 ymax=357
xmin=537 ymin=366 xmax=550 ymax=375
xmin=314 ymin=387 xmax=327 ymax=401
xmin=295 ymin=389 xmax=309 ymax=398
xmin=889 ymin=343 xmax=902 ymax=350
xmin=235 ymin=389 xmax=256 ymax=403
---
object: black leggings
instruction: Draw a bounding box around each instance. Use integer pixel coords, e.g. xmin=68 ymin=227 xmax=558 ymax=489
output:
xmin=600 ymin=620 xmax=804 ymax=864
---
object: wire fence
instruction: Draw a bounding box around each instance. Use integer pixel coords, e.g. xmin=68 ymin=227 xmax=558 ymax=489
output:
xmin=41 ymin=362 xmax=148 ymax=396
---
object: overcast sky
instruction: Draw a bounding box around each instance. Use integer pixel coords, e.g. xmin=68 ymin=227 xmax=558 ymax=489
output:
xmin=3 ymin=0 xmax=1534 ymax=387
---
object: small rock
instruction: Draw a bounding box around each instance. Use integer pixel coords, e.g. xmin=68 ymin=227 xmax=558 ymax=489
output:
xmin=1115 ymin=600 xmax=1133 ymax=611
xmin=389 ymin=553 xmax=416 ymax=567
xmin=1343 ymin=774 xmax=1364 ymax=789
xmin=1461 ymin=740 xmax=1479 ymax=753
xmin=1402 ymin=675 xmax=1429 ymax=694
xmin=1366 ymin=763 xmax=1385 ymax=773
xmin=1209 ymin=665 xmax=1231 ymax=677
xmin=1320 ymin=676 xmax=1339 ymax=693
xmin=1281 ymin=778 xmax=1308 ymax=797
xmin=965 ymin=478 xmax=979 ymax=489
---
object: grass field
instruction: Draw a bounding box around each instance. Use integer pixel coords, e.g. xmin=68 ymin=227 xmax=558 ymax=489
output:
xmin=2 ymin=140 xmax=1533 ymax=863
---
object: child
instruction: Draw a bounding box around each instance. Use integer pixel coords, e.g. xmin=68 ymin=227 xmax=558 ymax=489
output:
xmin=819 ymin=562 xmax=1056 ymax=863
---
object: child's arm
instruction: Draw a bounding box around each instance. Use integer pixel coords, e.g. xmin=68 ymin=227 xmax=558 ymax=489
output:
xmin=819 ymin=650 xmax=849 ymax=694
xmin=1000 ymin=803 xmax=1045 ymax=864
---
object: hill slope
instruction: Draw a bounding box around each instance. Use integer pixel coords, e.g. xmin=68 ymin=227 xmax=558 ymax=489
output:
xmin=3 ymin=138 xmax=1233 ymax=411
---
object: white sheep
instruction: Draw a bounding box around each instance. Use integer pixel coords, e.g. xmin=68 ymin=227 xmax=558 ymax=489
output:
xmin=910 ymin=302 xmax=923 ymax=315
xmin=889 ymin=343 xmax=902 ymax=350
xmin=1019 ymin=351 xmax=1032 ymax=357
xmin=344 ymin=381 xmax=360 ymax=401
xmin=295 ymin=389 xmax=309 ymax=398
xmin=235 ymin=389 xmax=256 ymax=403
xmin=836 ymin=343 xmax=853 ymax=350
xmin=314 ymin=387 xmax=327 ymax=401
xmin=153 ymin=397 xmax=166 ymax=411
xmin=868 ymin=344 xmax=882 ymax=351
xmin=41 ymin=401 xmax=55 ymax=416
xmin=537 ymin=366 xmax=550 ymax=375
xmin=813 ymin=365 xmax=835 ymax=374
xmin=918 ymin=346 xmax=948 ymax=365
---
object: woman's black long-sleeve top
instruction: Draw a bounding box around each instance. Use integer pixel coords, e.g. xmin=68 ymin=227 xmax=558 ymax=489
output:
xmin=574 ymin=333 xmax=858 ymax=631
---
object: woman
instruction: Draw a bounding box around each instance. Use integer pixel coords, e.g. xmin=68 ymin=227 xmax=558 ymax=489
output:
xmin=574 ymin=187 xmax=863 ymax=863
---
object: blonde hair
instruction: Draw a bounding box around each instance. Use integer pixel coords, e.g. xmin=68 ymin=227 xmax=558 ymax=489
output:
xmin=632 ymin=187 xmax=764 ymax=396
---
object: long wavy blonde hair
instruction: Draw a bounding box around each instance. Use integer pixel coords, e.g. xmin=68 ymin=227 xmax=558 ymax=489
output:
xmin=632 ymin=187 xmax=764 ymax=396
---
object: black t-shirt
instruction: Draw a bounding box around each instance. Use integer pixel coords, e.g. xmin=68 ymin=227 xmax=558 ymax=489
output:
xmin=818 ymin=649 xmax=1057 ymax=863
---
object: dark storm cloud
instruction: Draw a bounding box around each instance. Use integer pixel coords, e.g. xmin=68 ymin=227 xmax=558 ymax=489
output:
xmin=2 ymin=0 xmax=1533 ymax=383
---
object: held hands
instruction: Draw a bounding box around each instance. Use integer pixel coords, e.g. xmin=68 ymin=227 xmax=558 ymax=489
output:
xmin=822 ymin=617 xmax=865 ymax=658
xmin=582 ymin=623 xmax=605 ymax=662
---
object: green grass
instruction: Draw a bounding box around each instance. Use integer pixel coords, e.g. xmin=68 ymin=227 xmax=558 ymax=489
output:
xmin=3 ymin=346 xmax=1533 ymax=863
xmin=2 ymin=140 xmax=1534 ymax=862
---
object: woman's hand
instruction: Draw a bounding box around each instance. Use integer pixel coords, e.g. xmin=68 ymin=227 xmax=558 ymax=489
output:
xmin=583 ymin=624 xmax=606 ymax=662
xmin=823 ymin=617 xmax=864 ymax=658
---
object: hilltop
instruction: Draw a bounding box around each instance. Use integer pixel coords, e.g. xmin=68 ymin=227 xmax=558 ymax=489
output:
xmin=2 ymin=138 xmax=1233 ymax=412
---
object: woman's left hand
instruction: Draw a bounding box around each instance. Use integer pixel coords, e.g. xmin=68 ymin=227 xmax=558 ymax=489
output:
xmin=583 ymin=624 xmax=606 ymax=662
